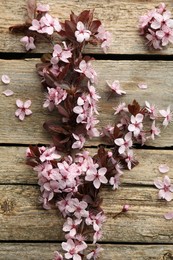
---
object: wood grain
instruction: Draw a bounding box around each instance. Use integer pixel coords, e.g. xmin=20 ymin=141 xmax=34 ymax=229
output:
xmin=0 ymin=59 xmax=173 ymax=146
xmin=1 ymin=0 xmax=173 ymax=54
xmin=0 ymin=146 xmax=172 ymax=185
xmin=0 ymin=243 xmax=173 ymax=260
xmin=0 ymin=185 xmax=173 ymax=242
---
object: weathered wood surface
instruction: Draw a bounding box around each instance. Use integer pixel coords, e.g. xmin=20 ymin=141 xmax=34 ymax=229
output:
xmin=1 ymin=0 xmax=173 ymax=54
xmin=0 ymin=244 xmax=173 ymax=260
xmin=0 ymin=147 xmax=172 ymax=185
xmin=0 ymin=185 xmax=173 ymax=242
xmin=1 ymin=59 xmax=173 ymax=147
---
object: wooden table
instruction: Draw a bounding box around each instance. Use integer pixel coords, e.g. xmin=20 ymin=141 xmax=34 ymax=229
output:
xmin=0 ymin=1 xmax=173 ymax=259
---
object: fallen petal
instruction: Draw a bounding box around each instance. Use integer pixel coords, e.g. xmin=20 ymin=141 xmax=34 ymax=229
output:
xmin=2 ymin=89 xmax=14 ymax=96
xmin=138 ymin=83 xmax=148 ymax=89
xmin=1 ymin=75 xmax=10 ymax=84
xmin=159 ymin=164 xmax=170 ymax=173
xmin=164 ymin=212 xmax=173 ymax=220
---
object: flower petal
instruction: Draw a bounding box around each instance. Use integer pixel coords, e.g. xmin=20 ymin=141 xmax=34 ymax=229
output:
xmin=19 ymin=111 xmax=25 ymax=121
xmin=16 ymin=99 xmax=23 ymax=108
xmin=138 ymin=83 xmax=148 ymax=89
xmin=2 ymin=89 xmax=14 ymax=96
xmin=154 ymin=179 xmax=164 ymax=189
xmin=164 ymin=212 xmax=173 ymax=220
xmin=159 ymin=164 xmax=170 ymax=174
xmin=24 ymin=100 xmax=32 ymax=108
xmin=1 ymin=75 xmax=10 ymax=84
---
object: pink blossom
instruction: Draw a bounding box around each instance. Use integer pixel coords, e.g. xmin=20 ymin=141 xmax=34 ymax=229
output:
xmin=154 ymin=175 xmax=173 ymax=201
xmin=75 ymin=21 xmax=91 ymax=43
xmin=85 ymin=167 xmax=108 ymax=189
xmin=113 ymin=102 xmax=128 ymax=115
xmin=146 ymin=29 xmax=161 ymax=49
xmin=150 ymin=121 xmax=160 ymax=140
xmin=128 ymin=113 xmax=144 ymax=137
xmin=2 ymin=89 xmax=14 ymax=96
xmin=75 ymin=60 xmax=97 ymax=84
xmin=29 ymin=19 xmax=45 ymax=34
xmin=159 ymin=164 xmax=170 ymax=174
xmin=56 ymin=193 xmax=73 ymax=217
xmin=96 ymin=25 xmax=111 ymax=53
xmin=156 ymin=25 xmax=173 ymax=46
xmin=72 ymin=134 xmax=85 ymax=149
xmin=86 ymin=245 xmax=104 ymax=260
xmin=36 ymin=3 xmax=50 ymax=12
xmin=124 ymin=149 xmax=135 ymax=170
xmin=93 ymin=230 xmax=102 ymax=244
xmin=159 ymin=106 xmax=172 ymax=126
xmin=68 ymin=199 xmax=89 ymax=219
xmin=151 ymin=11 xmax=173 ymax=30
xmin=43 ymin=86 xmax=67 ymax=111
xmin=15 ymin=99 xmax=32 ymax=121
xmin=63 ymin=217 xmax=82 ymax=237
xmin=62 ymin=238 xmax=87 ymax=260
xmin=164 ymin=212 xmax=173 ymax=220
xmin=39 ymin=146 xmax=61 ymax=162
xmin=114 ymin=132 xmax=133 ymax=154
xmin=53 ymin=251 xmax=63 ymax=260
xmin=109 ymin=172 xmax=122 ymax=190
xmin=86 ymin=212 xmax=106 ymax=232
xmin=20 ymin=36 xmax=36 ymax=51
xmin=1 ymin=74 xmax=10 ymax=84
xmin=51 ymin=44 xmax=72 ymax=64
xmin=106 ymin=80 xmax=126 ymax=95
xmin=145 ymin=101 xmax=158 ymax=120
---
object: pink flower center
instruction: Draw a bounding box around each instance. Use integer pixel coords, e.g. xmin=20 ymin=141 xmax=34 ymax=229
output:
xmin=164 ymin=185 xmax=169 ymax=192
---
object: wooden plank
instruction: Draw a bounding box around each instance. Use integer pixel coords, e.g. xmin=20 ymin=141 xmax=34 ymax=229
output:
xmin=0 ymin=185 xmax=173 ymax=242
xmin=1 ymin=0 xmax=173 ymax=54
xmin=0 ymin=147 xmax=172 ymax=185
xmin=0 ymin=243 xmax=173 ymax=260
xmin=0 ymin=59 xmax=173 ymax=147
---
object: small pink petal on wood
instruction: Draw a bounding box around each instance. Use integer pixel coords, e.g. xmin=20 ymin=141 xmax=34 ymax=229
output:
xmin=138 ymin=83 xmax=148 ymax=89
xmin=2 ymin=89 xmax=14 ymax=96
xmin=1 ymin=75 xmax=10 ymax=84
xmin=164 ymin=212 xmax=173 ymax=220
xmin=159 ymin=164 xmax=170 ymax=173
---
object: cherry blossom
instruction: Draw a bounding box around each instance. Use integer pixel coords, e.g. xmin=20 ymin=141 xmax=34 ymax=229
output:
xmin=109 ymin=172 xmax=122 ymax=190
xmin=150 ymin=121 xmax=160 ymax=140
xmin=39 ymin=146 xmax=61 ymax=162
xmin=159 ymin=106 xmax=172 ymax=126
xmin=156 ymin=25 xmax=173 ymax=46
xmin=159 ymin=164 xmax=170 ymax=174
xmin=124 ymin=149 xmax=135 ymax=170
xmin=20 ymin=36 xmax=36 ymax=51
xmin=15 ymin=99 xmax=32 ymax=121
xmin=75 ymin=60 xmax=97 ymax=84
xmin=96 ymin=25 xmax=111 ymax=53
xmin=75 ymin=21 xmax=91 ymax=43
xmin=154 ymin=175 xmax=173 ymax=201
xmin=128 ymin=113 xmax=144 ymax=137
xmin=113 ymin=102 xmax=128 ymax=115
xmin=145 ymin=101 xmax=158 ymax=120
xmin=122 ymin=204 xmax=130 ymax=212
xmin=43 ymin=86 xmax=67 ymax=111
xmin=86 ymin=245 xmax=103 ymax=260
xmin=114 ymin=132 xmax=133 ymax=154
xmin=106 ymin=80 xmax=126 ymax=95
xmin=62 ymin=238 xmax=87 ymax=260
xmin=51 ymin=44 xmax=72 ymax=64
xmin=85 ymin=167 xmax=108 ymax=189
xmin=72 ymin=134 xmax=85 ymax=149
xmin=68 ymin=199 xmax=89 ymax=219
xmin=63 ymin=217 xmax=82 ymax=237
xmin=146 ymin=29 xmax=161 ymax=50
xmin=1 ymin=74 xmax=10 ymax=84
xmin=2 ymin=89 xmax=14 ymax=96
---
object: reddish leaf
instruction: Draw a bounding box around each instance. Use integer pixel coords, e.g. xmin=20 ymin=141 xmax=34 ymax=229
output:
xmin=128 ymin=100 xmax=141 ymax=116
xmin=27 ymin=0 xmax=36 ymax=22
xmin=70 ymin=11 xmax=78 ymax=23
xmin=57 ymin=104 xmax=69 ymax=118
xmin=64 ymin=20 xmax=76 ymax=40
xmin=9 ymin=24 xmax=30 ymax=33
xmin=113 ymin=125 xmax=121 ymax=139
xmin=90 ymin=20 xmax=101 ymax=33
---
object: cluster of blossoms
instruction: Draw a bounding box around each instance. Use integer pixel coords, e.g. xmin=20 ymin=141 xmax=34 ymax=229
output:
xmin=139 ymin=3 xmax=173 ymax=49
xmin=102 ymin=99 xmax=172 ymax=170
xmin=10 ymin=1 xmax=173 ymax=259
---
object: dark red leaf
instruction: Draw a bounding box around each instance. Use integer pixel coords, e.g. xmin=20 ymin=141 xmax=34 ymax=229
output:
xmin=26 ymin=0 xmax=36 ymax=22
xmin=57 ymin=104 xmax=69 ymax=118
xmin=128 ymin=100 xmax=141 ymax=116
xmin=9 ymin=24 xmax=30 ymax=33
xmin=64 ymin=20 xmax=76 ymax=40
xmin=113 ymin=125 xmax=121 ymax=139
xmin=90 ymin=20 xmax=101 ymax=33
xmin=70 ymin=11 xmax=78 ymax=23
